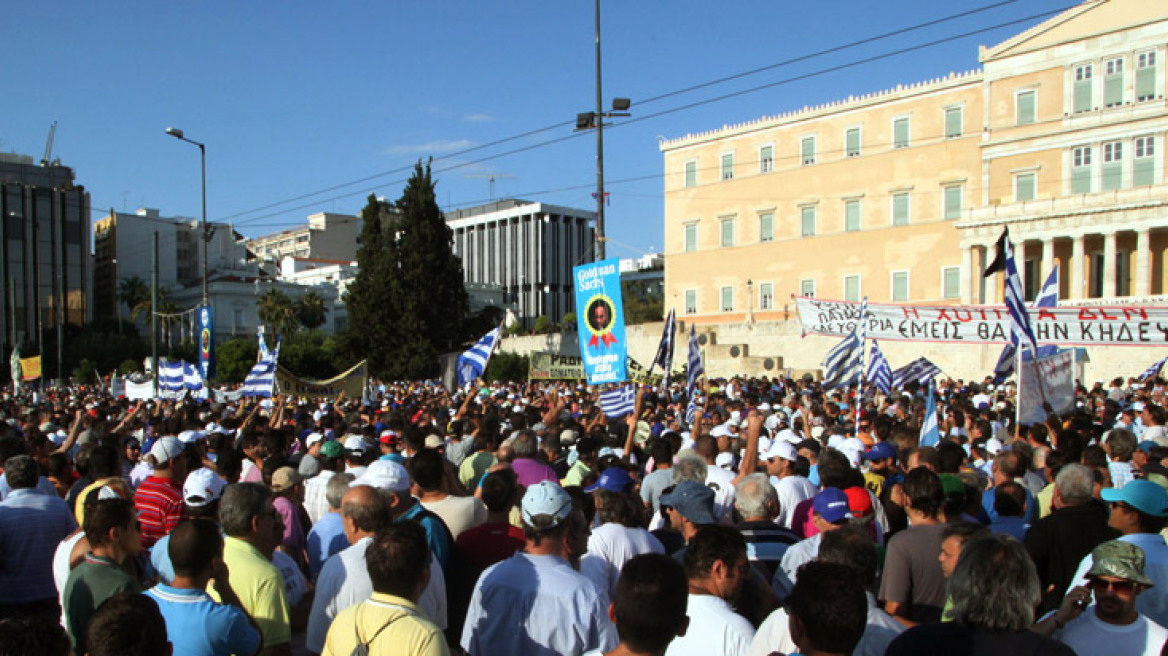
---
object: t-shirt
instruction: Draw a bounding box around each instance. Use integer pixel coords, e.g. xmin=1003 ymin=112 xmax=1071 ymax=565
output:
xmin=63 ymin=553 xmax=143 ymax=654
xmin=323 ymin=593 xmax=449 ymax=656
xmin=421 ymin=495 xmax=488 ymax=539
xmin=458 ymin=452 xmax=496 ymax=489
xmin=664 ymin=593 xmax=755 ymax=656
xmin=307 ymin=511 xmax=349 ymax=580
xmin=145 ymin=583 xmax=262 ymax=656
xmin=455 ymin=522 xmax=525 ymax=574
xmin=134 ymin=476 xmax=184 ymax=550
xmin=878 ymin=522 xmax=947 ymax=624
xmin=747 ymin=593 xmax=904 ymax=656
xmin=640 ymin=468 xmax=675 ymax=513
xmin=217 ymin=536 xmax=291 ymax=649
xmin=772 ymin=475 xmax=816 ymax=530
xmin=1052 ymin=609 xmax=1168 ymax=656
xmin=580 ymin=523 xmax=665 ymax=600
xmin=511 ymin=458 xmax=559 ymax=487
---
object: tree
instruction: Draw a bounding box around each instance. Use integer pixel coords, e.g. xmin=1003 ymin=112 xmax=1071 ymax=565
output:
xmin=117 ymin=277 xmax=149 ymax=322
xmin=338 ymin=194 xmax=400 ymax=377
xmin=257 ymin=288 xmax=298 ymax=336
xmin=295 ymin=290 xmax=329 ymax=331
xmin=533 ymin=315 xmax=553 ymax=335
xmin=484 ymin=351 xmax=529 ymax=382
xmin=215 ymin=337 xmax=258 ymax=384
xmin=621 ymin=279 xmax=664 ymax=325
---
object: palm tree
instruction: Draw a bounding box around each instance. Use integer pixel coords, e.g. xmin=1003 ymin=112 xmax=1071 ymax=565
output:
xmin=130 ymin=286 xmax=169 ymax=325
xmin=257 ymin=288 xmax=298 ymax=336
xmin=295 ymin=290 xmax=329 ymax=331
xmin=117 ymin=276 xmax=149 ymax=319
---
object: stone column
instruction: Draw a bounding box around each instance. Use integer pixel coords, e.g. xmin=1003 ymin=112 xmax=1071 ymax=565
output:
xmin=1137 ymin=228 xmax=1151 ymax=298
xmin=1104 ymin=231 xmax=1118 ymax=299
xmin=961 ymin=245 xmax=974 ymax=304
xmin=1015 ymin=238 xmax=1028 ymax=299
xmin=983 ymin=244 xmax=999 ymax=304
xmin=1042 ymin=237 xmax=1055 ymax=288
xmin=1071 ymin=234 xmax=1086 ymax=299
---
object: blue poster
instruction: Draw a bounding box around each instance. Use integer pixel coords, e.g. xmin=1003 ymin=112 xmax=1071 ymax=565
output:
xmin=198 ymin=305 xmax=215 ymax=379
xmin=573 ymin=258 xmax=627 ymax=384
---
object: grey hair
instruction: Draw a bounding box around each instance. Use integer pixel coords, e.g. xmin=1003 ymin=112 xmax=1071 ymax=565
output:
xmin=219 ymin=483 xmax=272 ymax=538
xmin=325 ymin=473 xmax=355 ymax=510
xmin=1108 ymin=428 xmax=1138 ymax=462
xmin=735 ymin=473 xmax=776 ymax=520
xmin=3 ymin=455 xmax=38 ymax=489
xmin=1055 ymin=463 xmax=1094 ymax=505
xmin=672 ymin=454 xmax=708 ymax=484
xmin=947 ymin=534 xmax=1040 ymax=632
xmin=512 ymin=430 xmax=539 ymax=459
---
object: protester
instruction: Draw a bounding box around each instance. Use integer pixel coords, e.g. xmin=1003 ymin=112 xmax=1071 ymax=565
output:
xmin=879 ymin=467 xmax=948 ymax=625
xmin=85 ymin=592 xmax=172 ymax=656
xmin=664 ymin=524 xmax=754 ymax=656
xmin=305 ymin=472 xmax=354 ymax=580
xmin=582 ymin=553 xmax=689 ymax=656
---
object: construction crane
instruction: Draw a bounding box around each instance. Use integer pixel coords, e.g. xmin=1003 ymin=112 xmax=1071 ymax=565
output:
xmin=463 ymin=173 xmax=514 ymax=202
xmin=41 ymin=120 xmax=58 ymax=166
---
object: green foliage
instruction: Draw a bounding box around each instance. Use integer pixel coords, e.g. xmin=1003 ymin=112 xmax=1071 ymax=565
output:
xmin=117 ymin=359 xmax=140 ymax=375
xmin=507 ymin=321 xmax=525 ymax=337
xmin=533 ymin=315 xmax=553 ymax=335
xmin=466 ymin=305 xmax=506 ymax=339
xmin=166 ymin=340 xmax=197 ymax=364
xmin=621 ymin=279 xmax=664 ymax=325
xmin=279 ymin=330 xmax=341 ymax=379
xmin=215 ymin=337 xmax=259 ymax=384
xmin=561 ymin=312 xmax=577 ymax=331
xmin=72 ymin=358 xmax=97 ymax=384
xmin=257 ymin=288 xmax=299 ymax=336
xmin=295 ymin=291 xmax=329 ymax=331
xmin=483 ymin=351 xmax=529 ymax=382
xmin=339 ymin=162 xmax=470 ymax=380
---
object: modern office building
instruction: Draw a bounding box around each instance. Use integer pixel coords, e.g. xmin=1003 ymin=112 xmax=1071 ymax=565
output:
xmin=245 ymin=212 xmax=361 ymax=264
xmin=661 ymin=0 xmax=1166 ymax=324
xmin=0 ymin=153 xmax=91 ymax=346
xmin=447 ymin=199 xmax=595 ymax=325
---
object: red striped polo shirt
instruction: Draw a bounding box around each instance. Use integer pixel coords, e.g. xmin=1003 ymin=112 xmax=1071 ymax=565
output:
xmin=133 ymin=476 xmax=184 ymax=550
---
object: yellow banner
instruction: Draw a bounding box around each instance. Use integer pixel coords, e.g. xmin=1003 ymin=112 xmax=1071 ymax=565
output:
xmin=275 ymin=360 xmax=367 ymax=399
xmin=20 ymin=356 xmax=41 ymax=380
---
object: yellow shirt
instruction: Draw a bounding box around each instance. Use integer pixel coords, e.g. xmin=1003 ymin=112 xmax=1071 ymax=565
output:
xmin=1037 ymin=482 xmax=1055 ymax=519
xmin=323 ymin=593 xmax=450 ymax=656
xmin=216 ymin=536 xmax=291 ymax=648
xmin=74 ymin=477 xmax=131 ymax=526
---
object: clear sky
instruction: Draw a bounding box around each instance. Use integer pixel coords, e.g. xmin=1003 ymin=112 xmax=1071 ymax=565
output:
xmin=3 ymin=0 xmax=1076 ymax=262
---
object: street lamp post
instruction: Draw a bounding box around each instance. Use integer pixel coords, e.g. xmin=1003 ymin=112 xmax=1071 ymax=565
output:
xmin=164 ymin=127 xmax=209 ymax=307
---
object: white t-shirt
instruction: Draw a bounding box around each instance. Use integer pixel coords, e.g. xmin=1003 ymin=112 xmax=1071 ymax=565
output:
xmin=581 ymin=523 xmax=665 ymax=600
xmin=420 ymin=495 xmax=487 ymax=539
xmin=748 ymin=592 xmax=904 ymax=656
xmin=706 ymin=466 xmax=737 ymax=523
xmin=772 ymin=475 xmax=817 ymax=530
xmin=270 ymin=549 xmax=310 ymax=608
xmin=1054 ymin=609 xmax=1168 ymax=656
xmin=53 ymin=531 xmax=86 ymax=627
xmin=664 ymin=593 xmax=755 ymax=656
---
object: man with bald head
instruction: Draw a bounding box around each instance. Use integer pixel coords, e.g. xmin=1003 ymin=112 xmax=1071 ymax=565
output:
xmin=305 ymin=485 xmax=447 ymax=655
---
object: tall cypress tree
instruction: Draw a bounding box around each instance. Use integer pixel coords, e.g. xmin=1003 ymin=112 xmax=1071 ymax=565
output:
xmin=339 ymin=194 xmax=400 ymax=377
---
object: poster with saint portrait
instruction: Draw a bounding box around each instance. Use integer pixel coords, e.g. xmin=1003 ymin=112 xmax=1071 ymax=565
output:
xmin=573 ymin=258 xmax=628 ymax=384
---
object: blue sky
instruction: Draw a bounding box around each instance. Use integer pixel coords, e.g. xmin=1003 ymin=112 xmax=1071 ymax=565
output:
xmin=4 ymin=0 xmax=1075 ymax=261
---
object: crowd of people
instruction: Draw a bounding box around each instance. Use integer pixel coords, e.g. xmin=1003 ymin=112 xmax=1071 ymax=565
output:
xmin=1 ymin=372 xmax=1168 ymax=655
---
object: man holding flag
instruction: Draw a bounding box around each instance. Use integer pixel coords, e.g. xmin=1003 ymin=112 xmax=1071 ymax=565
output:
xmin=457 ymin=324 xmax=503 ymax=388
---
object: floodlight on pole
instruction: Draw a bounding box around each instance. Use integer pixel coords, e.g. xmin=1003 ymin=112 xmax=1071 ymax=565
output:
xmin=164 ymin=126 xmax=209 ymax=307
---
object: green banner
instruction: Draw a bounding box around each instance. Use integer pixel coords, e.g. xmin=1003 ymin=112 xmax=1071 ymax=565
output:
xmin=528 ymin=352 xmax=662 ymax=385
xmin=276 ymin=360 xmax=367 ymax=399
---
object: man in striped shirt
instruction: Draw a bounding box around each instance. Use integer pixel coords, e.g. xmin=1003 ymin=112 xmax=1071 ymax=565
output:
xmin=134 ymin=437 xmax=187 ymax=550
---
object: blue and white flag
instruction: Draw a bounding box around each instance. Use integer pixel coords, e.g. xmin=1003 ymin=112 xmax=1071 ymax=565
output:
xmin=652 ymin=309 xmax=676 ymax=380
xmin=158 ymin=359 xmax=205 ymax=399
xmin=891 ymin=357 xmax=943 ymax=390
xmin=1140 ymin=355 xmax=1168 ymax=383
xmin=920 ymin=380 xmax=940 ymax=447
xmin=994 ymin=265 xmax=1060 ymax=383
xmin=867 ymin=340 xmax=892 ymax=395
xmin=685 ymin=397 xmax=700 ymax=428
xmin=984 ymin=227 xmax=1038 ymax=353
xmin=457 ymin=326 xmax=501 ymax=387
xmin=599 ymin=384 xmax=636 ymax=419
xmin=242 ymin=339 xmax=280 ymax=398
xmin=574 ymin=258 xmax=628 ymax=384
xmin=686 ymin=326 xmax=703 ymax=399
xmin=258 ymin=326 xmax=269 ymax=360
xmin=822 ymin=332 xmax=862 ymax=391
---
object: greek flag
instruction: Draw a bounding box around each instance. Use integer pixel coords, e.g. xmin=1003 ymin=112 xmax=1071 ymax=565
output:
xmin=891 ymin=357 xmax=943 ymax=389
xmin=241 ymin=340 xmax=280 ymax=397
xmin=652 ymin=309 xmax=676 ymax=379
xmin=159 ymin=359 xmax=205 ymax=399
xmin=258 ymin=325 xmax=269 ymax=359
xmin=1140 ymin=355 xmax=1168 ymax=383
xmin=867 ymin=340 xmax=892 ymax=395
xmin=984 ymin=227 xmax=1038 ymax=353
xmin=822 ymin=331 xmax=862 ymax=391
xmin=457 ymin=326 xmax=501 ymax=387
xmin=686 ymin=326 xmax=703 ymax=399
xmin=919 ymin=380 xmax=940 ymax=447
xmin=599 ymin=385 xmax=636 ymax=419
xmin=994 ymin=265 xmax=1059 ymax=383
xmin=685 ymin=397 xmax=700 ymax=428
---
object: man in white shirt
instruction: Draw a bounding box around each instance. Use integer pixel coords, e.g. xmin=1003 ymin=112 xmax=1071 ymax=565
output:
xmin=665 ymin=525 xmax=754 ymax=656
xmin=762 ymin=441 xmax=815 ymax=530
xmin=580 ymin=553 xmax=689 ymax=656
xmin=581 ymin=468 xmax=665 ymax=602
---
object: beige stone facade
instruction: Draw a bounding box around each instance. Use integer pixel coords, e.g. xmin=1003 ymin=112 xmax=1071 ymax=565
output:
xmin=661 ymin=0 xmax=1168 ymax=331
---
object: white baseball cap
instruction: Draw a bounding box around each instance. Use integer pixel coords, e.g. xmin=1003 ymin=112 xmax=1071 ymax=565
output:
xmin=762 ymin=441 xmax=798 ymax=462
xmin=305 ymin=432 xmax=325 ymax=448
xmin=351 ymin=460 xmax=411 ymax=493
xmin=344 ymin=436 xmax=367 ymax=454
xmin=148 ymin=437 xmax=185 ymax=466
xmin=183 ymin=467 xmax=227 ymax=508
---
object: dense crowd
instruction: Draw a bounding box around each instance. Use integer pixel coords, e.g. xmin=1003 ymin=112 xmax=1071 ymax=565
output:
xmin=1 ymin=373 xmax=1168 ymax=656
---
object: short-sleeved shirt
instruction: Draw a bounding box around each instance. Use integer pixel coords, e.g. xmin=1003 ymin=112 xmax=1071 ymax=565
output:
xmin=145 ymin=583 xmax=262 ymax=656
xmin=63 ymin=553 xmax=143 ymax=654
xmin=323 ymin=593 xmax=449 ymax=656
xmin=399 ymin=501 xmax=454 ymax=571
xmin=580 ymin=523 xmax=665 ymax=601
xmin=217 ymin=536 xmax=291 ymax=649
xmin=878 ymin=522 xmax=948 ymax=624
xmin=512 ymin=458 xmax=559 ymax=487
xmin=455 ymin=522 xmax=525 ymax=574
xmin=664 ymin=593 xmax=755 ymax=656
xmin=1051 ymin=608 xmax=1168 ymax=656
xmin=303 ymin=470 xmax=336 ymax=524
xmin=0 ymin=488 xmax=78 ymax=604
xmin=458 ymin=452 xmax=496 ymax=489
xmin=134 ymin=476 xmax=184 ymax=550
xmin=640 ymin=467 xmax=675 ymax=513
xmin=420 ymin=495 xmax=488 ymax=539
xmin=307 ymin=511 xmax=349 ymax=580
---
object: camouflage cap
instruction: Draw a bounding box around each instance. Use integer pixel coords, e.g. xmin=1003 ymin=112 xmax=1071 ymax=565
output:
xmin=1086 ymin=540 xmax=1154 ymax=587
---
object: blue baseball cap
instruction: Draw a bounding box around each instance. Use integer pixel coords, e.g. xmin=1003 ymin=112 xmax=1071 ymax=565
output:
xmin=863 ymin=442 xmax=897 ymax=461
xmin=814 ymin=487 xmax=852 ymax=523
xmin=585 ymin=467 xmax=634 ymax=494
xmin=659 ymin=481 xmax=716 ymax=525
xmin=1101 ymin=480 xmax=1168 ymax=517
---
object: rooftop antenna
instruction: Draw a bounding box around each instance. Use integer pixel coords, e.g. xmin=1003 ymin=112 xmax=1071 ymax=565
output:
xmin=463 ymin=173 xmax=514 ymax=202
xmin=41 ymin=120 xmax=58 ymax=166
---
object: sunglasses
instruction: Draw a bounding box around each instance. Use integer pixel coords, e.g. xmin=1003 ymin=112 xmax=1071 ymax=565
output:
xmin=1089 ymin=578 xmax=1138 ymax=596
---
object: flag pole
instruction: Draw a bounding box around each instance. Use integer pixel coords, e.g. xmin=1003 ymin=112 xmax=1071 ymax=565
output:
xmin=856 ymin=297 xmax=867 ymax=440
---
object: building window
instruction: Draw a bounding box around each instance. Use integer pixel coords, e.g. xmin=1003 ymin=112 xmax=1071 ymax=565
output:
xmin=845 ymin=200 xmax=861 ymax=232
xmin=845 ymin=127 xmax=861 ymax=157
xmin=801 ymin=136 xmax=816 ymax=165
xmin=943 ymin=267 xmax=961 ymax=300
xmin=800 ymin=279 xmax=816 ymax=298
xmin=893 ymin=117 xmax=911 ymax=149
xmin=1137 ymin=52 xmax=1158 ymax=102
xmin=800 ymin=206 xmax=816 ymax=237
xmin=1071 ymin=146 xmax=1093 ymax=194
xmin=892 ymin=192 xmax=910 ymax=226
xmin=684 ymin=289 xmax=697 ymax=314
xmin=1016 ymin=89 xmax=1037 ymax=125
xmin=720 ymin=286 xmax=734 ymax=312
xmin=759 ymin=212 xmax=774 ymax=242
xmin=891 ymin=271 xmax=910 ymax=302
xmin=1102 ymin=141 xmax=1123 ymax=190
xmin=1073 ymin=64 xmax=1094 ymax=113
xmin=684 ymin=160 xmax=697 ymax=187
xmin=844 ymin=275 xmax=861 ymax=302
xmin=721 ymin=153 xmax=734 ymax=180
xmin=1015 ymin=172 xmax=1037 ymax=202
xmin=1135 ymin=136 xmax=1156 ymax=186
xmin=944 ymin=107 xmax=963 ymax=138
xmin=943 ymin=185 xmax=962 ymax=220
xmin=684 ymin=223 xmax=698 ymax=252
xmin=759 ymin=145 xmax=774 ymax=173
xmin=759 ymin=283 xmax=774 ymax=310
xmin=720 ymin=218 xmax=735 ymax=247
xmin=1104 ymin=57 xmax=1124 ymax=107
